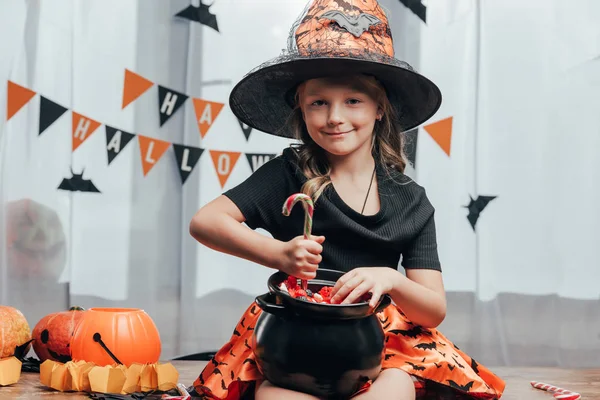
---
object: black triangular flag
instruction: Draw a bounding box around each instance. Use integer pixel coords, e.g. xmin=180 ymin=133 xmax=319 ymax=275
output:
xmin=463 ymin=195 xmax=497 ymax=231
xmin=105 ymin=125 xmax=136 ymax=165
xmin=39 ymin=96 xmax=68 ymax=135
xmin=238 ymin=119 xmax=253 ymax=141
xmin=397 ymin=0 xmax=427 ymax=23
xmin=174 ymin=3 xmax=219 ymax=32
xmin=245 ymin=153 xmax=277 ymax=173
xmin=173 ymin=144 xmax=204 ymax=184
xmin=403 ymin=128 xmax=418 ymax=168
xmin=157 ymin=85 xmax=188 ymax=127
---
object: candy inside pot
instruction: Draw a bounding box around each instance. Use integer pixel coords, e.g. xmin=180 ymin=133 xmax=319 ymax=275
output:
xmin=279 ymin=276 xmax=372 ymax=304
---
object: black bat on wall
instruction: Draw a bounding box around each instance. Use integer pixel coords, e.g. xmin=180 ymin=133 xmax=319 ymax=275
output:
xmin=464 ymin=195 xmax=496 ymax=230
xmin=57 ymin=169 xmax=101 ymax=193
xmin=175 ymin=2 xmax=219 ymax=32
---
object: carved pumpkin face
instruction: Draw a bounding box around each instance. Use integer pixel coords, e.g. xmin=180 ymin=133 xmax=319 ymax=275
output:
xmin=0 ymin=305 xmax=32 ymax=359
xmin=4 ymin=199 xmax=66 ymax=279
xmin=32 ymin=307 xmax=86 ymax=363
xmin=70 ymin=308 xmax=161 ymax=367
xmin=294 ymin=0 xmax=394 ymax=58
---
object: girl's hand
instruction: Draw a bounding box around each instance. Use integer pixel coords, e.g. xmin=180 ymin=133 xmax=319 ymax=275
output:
xmin=330 ymin=267 xmax=396 ymax=308
xmin=279 ymin=235 xmax=325 ymax=280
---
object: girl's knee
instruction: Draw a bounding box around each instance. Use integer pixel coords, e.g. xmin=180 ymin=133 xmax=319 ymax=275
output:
xmin=365 ymin=368 xmax=415 ymax=400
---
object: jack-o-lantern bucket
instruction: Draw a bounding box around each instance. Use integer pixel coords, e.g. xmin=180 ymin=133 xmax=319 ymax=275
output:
xmin=70 ymin=308 xmax=161 ymax=367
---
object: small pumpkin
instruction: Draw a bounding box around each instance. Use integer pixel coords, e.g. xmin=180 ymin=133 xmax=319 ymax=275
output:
xmin=0 ymin=305 xmax=32 ymax=359
xmin=70 ymin=308 xmax=161 ymax=367
xmin=32 ymin=306 xmax=86 ymax=363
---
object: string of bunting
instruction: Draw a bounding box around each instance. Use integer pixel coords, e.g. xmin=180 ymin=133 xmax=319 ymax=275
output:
xmin=5 ymin=79 xmax=276 ymax=188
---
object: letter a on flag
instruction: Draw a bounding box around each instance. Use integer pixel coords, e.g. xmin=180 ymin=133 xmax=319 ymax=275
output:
xmin=193 ymin=98 xmax=224 ymax=138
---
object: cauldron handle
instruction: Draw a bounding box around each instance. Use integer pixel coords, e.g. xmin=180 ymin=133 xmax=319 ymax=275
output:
xmin=373 ymin=294 xmax=392 ymax=314
xmin=255 ymin=293 xmax=288 ymax=318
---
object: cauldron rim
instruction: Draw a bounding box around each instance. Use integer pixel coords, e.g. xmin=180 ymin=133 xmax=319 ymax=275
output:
xmin=265 ymin=268 xmax=392 ymax=319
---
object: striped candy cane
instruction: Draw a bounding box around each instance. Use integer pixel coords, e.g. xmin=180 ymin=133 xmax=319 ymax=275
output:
xmin=282 ymin=193 xmax=315 ymax=290
xmin=530 ymin=381 xmax=581 ymax=400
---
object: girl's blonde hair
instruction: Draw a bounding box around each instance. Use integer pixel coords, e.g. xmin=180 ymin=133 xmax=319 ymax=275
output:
xmin=288 ymin=75 xmax=407 ymax=204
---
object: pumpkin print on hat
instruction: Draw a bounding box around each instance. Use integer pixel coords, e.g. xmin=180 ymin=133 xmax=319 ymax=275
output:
xmin=70 ymin=308 xmax=161 ymax=367
xmin=0 ymin=305 xmax=32 ymax=359
xmin=32 ymin=306 xmax=86 ymax=363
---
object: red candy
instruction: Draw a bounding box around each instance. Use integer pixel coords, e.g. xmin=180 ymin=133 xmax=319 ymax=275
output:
xmin=279 ymin=278 xmax=371 ymax=304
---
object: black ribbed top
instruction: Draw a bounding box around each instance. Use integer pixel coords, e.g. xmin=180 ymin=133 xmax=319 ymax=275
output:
xmin=224 ymin=147 xmax=441 ymax=273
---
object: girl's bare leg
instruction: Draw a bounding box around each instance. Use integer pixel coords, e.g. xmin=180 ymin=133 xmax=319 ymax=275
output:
xmin=353 ymin=368 xmax=415 ymax=400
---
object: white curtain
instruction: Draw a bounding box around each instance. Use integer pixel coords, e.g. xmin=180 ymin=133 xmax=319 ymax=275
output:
xmin=1 ymin=0 xmax=599 ymax=369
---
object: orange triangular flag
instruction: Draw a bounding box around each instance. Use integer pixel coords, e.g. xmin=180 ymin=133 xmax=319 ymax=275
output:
xmin=72 ymin=112 xmax=101 ymax=151
xmin=193 ymin=98 xmax=225 ymax=138
xmin=423 ymin=116 xmax=453 ymax=156
xmin=138 ymin=135 xmax=171 ymax=176
xmin=7 ymin=81 xmax=36 ymax=120
xmin=122 ymin=69 xmax=154 ymax=109
xmin=210 ymin=150 xmax=241 ymax=188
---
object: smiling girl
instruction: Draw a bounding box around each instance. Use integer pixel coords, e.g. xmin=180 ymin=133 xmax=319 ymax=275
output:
xmin=189 ymin=0 xmax=505 ymax=399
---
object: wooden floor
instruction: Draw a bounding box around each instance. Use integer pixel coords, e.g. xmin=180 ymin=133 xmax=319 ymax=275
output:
xmin=1 ymin=361 xmax=598 ymax=398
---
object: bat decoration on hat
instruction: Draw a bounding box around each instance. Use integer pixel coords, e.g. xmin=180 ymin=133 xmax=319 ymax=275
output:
xmin=175 ymin=1 xmax=219 ymax=32
xmin=464 ymin=195 xmax=496 ymax=230
xmin=320 ymin=10 xmax=382 ymax=37
xmin=57 ymin=168 xmax=101 ymax=193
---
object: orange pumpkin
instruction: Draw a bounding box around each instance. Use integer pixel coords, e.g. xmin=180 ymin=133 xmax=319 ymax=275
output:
xmin=0 ymin=305 xmax=32 ymax=359
xmin=32 ymin=306 xmax=86 ymax=363
xmin=70 ymin=308 xmax=161 ymax=367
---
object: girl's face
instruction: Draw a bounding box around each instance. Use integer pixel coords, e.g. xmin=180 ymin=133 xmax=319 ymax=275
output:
xmin=298 ymin=77 xmax=382 ymax=158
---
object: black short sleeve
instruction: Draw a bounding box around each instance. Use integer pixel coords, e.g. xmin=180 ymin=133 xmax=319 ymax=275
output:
xmin=223 ymin=155 xmax=294 ymax=232
xmin=401 ymin=194 xmax=442 ymax=272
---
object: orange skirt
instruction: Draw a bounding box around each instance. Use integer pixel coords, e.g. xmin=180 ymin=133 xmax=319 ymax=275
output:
xmin=193 ymin=302 xmax=506 ymax=399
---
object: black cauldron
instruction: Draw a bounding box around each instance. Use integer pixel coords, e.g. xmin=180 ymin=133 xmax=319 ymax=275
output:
xmin=252 ymin=269 xmax=392 ymax=399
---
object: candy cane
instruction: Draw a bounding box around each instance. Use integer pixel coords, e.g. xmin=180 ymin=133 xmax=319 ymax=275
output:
xmin=530 ymin=381 xmax=581 ymax=400
xmin=282 ymin=193 xmax=315 ymax=290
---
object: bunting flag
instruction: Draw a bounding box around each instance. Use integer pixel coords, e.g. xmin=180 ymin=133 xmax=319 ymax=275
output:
xmin=193 ymin=98 xmax=224 ymax=138
xmin=122 ymin=69 xmax=154 ymax=109
xmin=105 ymin=125 xmax=136 ymax=165
xmin=423 ymin=116 xmax=453 ymax=157
xmin=72 ymin=112 xmax=101 ymax=151
xmin=210 ymin=150 xmax=241 ymax=189
xmin=245 ymin=153 xmax=277 ymax=173
xmin=137 ymin=135 xmax=171 ymax=176
xmin=6 ymin=80 xmax=37 ymax=121
xmin=403 ymin=128 xmax=418 ymax=167
xmin=120 ymin=70 xmax=225 ymax=138
xmin=158 ymin=85 xmax=188 ymax=126
xmin=39 ymin=96 xmax=68 ymax=136
xmin=173 ymin=144 xmax=204 ymax=184
xmin=238 ymin=118 xmax=253 ymax=141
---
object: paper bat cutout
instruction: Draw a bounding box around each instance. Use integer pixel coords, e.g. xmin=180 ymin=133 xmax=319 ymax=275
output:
xmin=464 ymin=195 xmax=496 ymax=230
xmin=57 ymin=168 xmax=101 ymax=193
xmin=175 ymin=2 xmax=219 ymax=32
xmin=320 ymin=10 xmax=382 ymax=37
